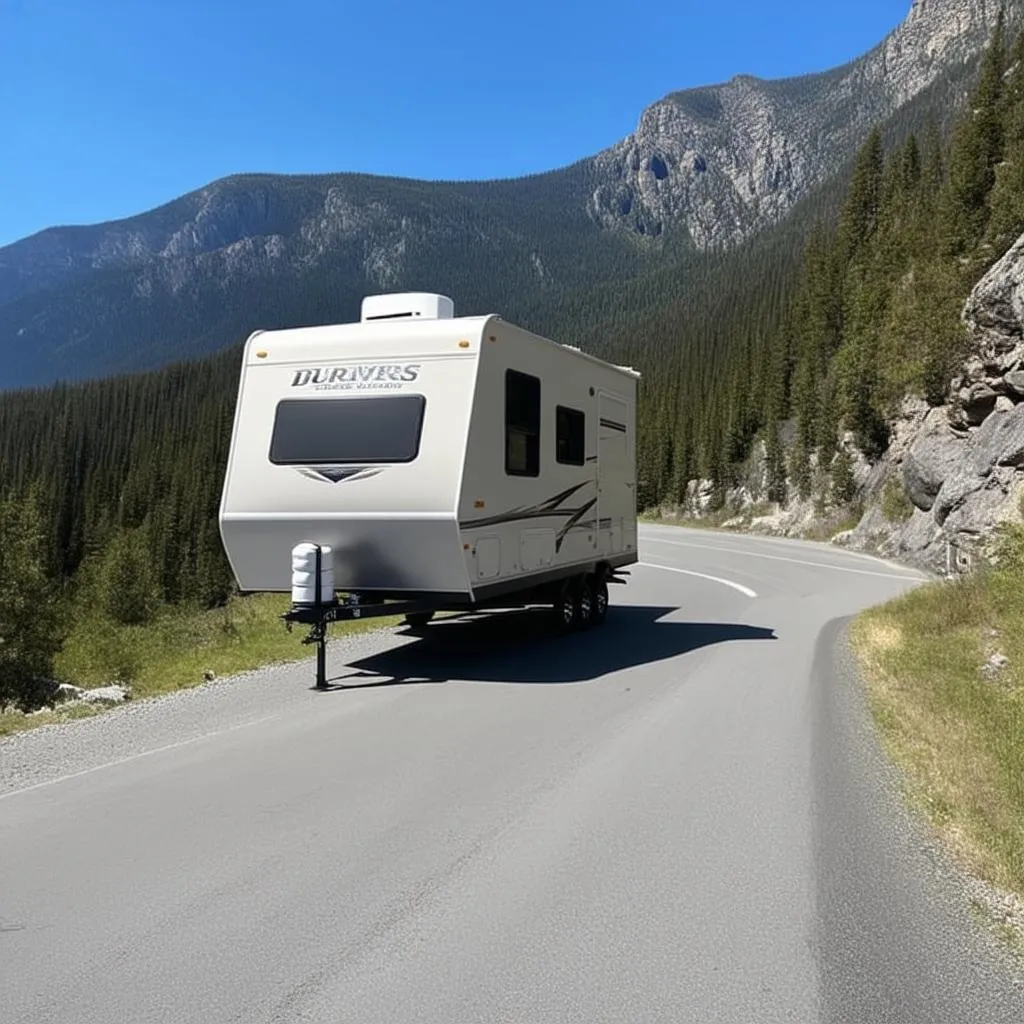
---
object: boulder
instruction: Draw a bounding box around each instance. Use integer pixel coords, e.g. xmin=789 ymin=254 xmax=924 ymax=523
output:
xmin=1004 ymin=370 xmax=1024 ymax=397
xmin=930 ymin=414 xmax=1024 ymax=531
xmin=941 ymin=474 xmax=1013 ymax=536
xmin=970 ymin=404 xmax=1024 ymax=475
xmin=903 ymin=429 xmax=965 ymax=511
xmin=80 ymin=685 xmax=130 ymax=705
xmin=958 ymin=383 xmax=998 ymax=426
xmin=932 ymin=463 xmax=987 ymax=527
xmin=896 ymin=508 xmax=944 ymax=555
xmin=963 ymin=232 xmax=1024 ymax=351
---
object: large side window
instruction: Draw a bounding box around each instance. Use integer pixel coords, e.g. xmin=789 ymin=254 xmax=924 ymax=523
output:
xmin=505 ymin=369 xmax=541 ymax=477
xmin=556 ymin=406 xmax=586 ymax=466
xmin=269 ymin=395 xmax=426 ymax=465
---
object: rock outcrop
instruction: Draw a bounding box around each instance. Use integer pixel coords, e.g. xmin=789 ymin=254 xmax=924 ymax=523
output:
xmin=668 ymin=230 xmax=1024 ymax=577
xmin=5 ymin=679 xmax=131 ymax=715
xmin=849 ymin=234 xmax=1024 ymax=571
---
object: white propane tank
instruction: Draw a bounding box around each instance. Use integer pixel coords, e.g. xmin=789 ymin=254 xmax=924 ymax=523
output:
xmin=291 ymin=543 xmax=335 ymax=606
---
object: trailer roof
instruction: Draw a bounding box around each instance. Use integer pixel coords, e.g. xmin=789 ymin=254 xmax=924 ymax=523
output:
xmin=494 ymin=318 xmax=642 ymax=379
xmin=249 ymin=314 xmax=642 ymax=380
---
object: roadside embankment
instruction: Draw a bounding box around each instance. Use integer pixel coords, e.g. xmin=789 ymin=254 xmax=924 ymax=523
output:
xmin=0 ymin=593 xmax=399 ymax=739
xmin=851 ymin=526 xmax=1024 ymax=957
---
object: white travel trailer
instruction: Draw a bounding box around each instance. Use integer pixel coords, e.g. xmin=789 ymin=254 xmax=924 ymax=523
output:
xmin=219 ymin=292 xmax=640 ymax=683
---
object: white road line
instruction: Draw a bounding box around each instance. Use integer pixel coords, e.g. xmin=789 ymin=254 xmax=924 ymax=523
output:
xmin=642 ymin=523 xmax=906 ymax=568
xmin=643 ymin=537 xmax=927 ymax=582
xmin=0 ymin=713 xmax=282 ymax=803
xmin=638 ymin=561 xmax=758 ymax=599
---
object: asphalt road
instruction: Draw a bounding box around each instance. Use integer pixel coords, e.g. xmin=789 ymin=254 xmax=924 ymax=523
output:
xmin=2 ymin=524 xmax=1023 ymax=1023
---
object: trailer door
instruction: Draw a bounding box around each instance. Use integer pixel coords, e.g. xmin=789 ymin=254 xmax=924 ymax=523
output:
xmin=597 ymin=392 xmax=629 ymax=555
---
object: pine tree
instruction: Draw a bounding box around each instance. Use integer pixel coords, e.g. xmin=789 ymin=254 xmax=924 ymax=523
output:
xmin=96 ymin=526 xmax=162 ymax=626
xmin=764 ymin=422 xmax=788 ymax=505
xmin=988 ymin=29 xmax=1024 ymax=247
xmin=838 ymin=128 xmax=885 ymax=265
xmin=943 ymin=11 xmax=1009 ymax=256
xmin=0 ymin=485 xmax=66 ymax=710
xmin=830 ymin=447 xmax=856 ymax=507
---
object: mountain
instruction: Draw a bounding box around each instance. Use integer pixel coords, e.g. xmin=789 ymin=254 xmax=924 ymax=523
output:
xmin=589 ymin=0 xmax=1004 ymax=246
xmin=0 ymin=0 xmax=1020 ymax=709
xmin=0 ymin=0 xmax=1009 ymax=391
xmin=645 ymin=12 xmax=1024 ymax=553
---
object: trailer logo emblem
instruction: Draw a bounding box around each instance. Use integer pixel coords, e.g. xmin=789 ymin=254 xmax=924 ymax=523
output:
xmin=291 ymin=364 xmax=421 ymax=392
xmin=298 ymin=467 xmax=384 ymax=484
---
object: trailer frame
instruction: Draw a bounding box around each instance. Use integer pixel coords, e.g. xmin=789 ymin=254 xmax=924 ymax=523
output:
xmin=282 ymin=563 xmax=631 ymax=690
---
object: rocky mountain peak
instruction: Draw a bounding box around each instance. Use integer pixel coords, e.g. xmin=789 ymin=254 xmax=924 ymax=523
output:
xmin=587 ymin=0 xmax=1007 ymax=247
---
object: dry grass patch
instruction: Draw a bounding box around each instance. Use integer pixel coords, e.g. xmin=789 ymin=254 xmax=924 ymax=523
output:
xmin=0 ymin=593 xmax=401 ymax=739
xmin=851 ymin=556 xmax=1024 ymax=902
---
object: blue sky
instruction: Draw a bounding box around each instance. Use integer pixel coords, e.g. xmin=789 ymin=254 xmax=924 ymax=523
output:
xmin=0 ymin=0 xmax=911 ymax=246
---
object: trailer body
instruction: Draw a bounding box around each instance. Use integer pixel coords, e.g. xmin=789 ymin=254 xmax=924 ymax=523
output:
xmin=218 ymin=293 xmax=640 ymax=614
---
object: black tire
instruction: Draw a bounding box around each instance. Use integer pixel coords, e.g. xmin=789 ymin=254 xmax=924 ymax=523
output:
xmin=590 ymin=574 xmax=609 ymax=626
xmin=550 ymin=580 xmax=577 ymax=633
xmin=404 ymin=610 xmax=435 ymax=634
xmin=574 ymin=575 xmax=595 ymax=630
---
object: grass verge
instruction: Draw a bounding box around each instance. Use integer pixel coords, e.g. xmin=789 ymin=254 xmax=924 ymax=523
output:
xmin=850 ymin=532 xmax=1024 ymax=932
xmin=0 ymin=593 xmax=401 ymax=739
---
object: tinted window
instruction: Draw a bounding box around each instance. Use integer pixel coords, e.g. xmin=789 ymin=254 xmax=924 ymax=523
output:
xmin=269 ymin=395 xmax=426 ymax=465
xmin=505 ymin=370 xmax=540 ymax=477
xmin=556 ymin=406 xmax=586 ymax=466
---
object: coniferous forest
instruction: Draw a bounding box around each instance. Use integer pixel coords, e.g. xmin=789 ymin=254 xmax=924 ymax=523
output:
xmin=633 ymin=16 xmax=1024 ymax=510
xmin=2 ymin=18 xmax=1024 ymax=708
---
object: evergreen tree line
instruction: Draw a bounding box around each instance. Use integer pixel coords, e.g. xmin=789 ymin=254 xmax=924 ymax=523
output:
xmin=0 ymin=350 xmax=240 ymax=706
xmin=0 ymin=17 xmax=1021 ymax=707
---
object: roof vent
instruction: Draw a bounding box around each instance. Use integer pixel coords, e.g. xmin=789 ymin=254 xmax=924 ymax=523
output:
xmin=360 ymin=292 xmax=455 ymax=323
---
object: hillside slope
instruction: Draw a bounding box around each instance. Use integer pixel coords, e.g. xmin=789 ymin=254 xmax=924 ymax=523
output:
xmin=658 ymin=18 xmax=1024 ymax=576
xmin=0 ymin=0 xmax=1008 ymax=390
xmin=590 ymin=0 xmax=1003 ymax=246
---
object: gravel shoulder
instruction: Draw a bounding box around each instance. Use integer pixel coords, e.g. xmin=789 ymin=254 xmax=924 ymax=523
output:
xmin=815 ymin=617 xmax=1024 ymax=1021
xmin=0 ymin=625 xmax=403 ymax=799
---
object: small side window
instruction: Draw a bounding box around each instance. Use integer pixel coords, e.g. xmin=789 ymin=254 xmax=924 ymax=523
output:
xmin=556 ymin=406 xmax=586 ymax=466
xmin=505 ymin=370 xmax=540 ymax=477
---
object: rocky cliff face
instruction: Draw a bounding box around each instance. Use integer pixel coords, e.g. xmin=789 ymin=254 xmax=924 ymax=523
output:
xmin=678 ymin=231 xmax=1024 ymax=577
xmin=852 ymin=233 xmax=1024 ymax=572
xmin=588 ymin=0 xmax=1007 ymax=247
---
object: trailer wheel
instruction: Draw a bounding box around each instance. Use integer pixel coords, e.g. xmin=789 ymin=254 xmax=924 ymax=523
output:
xmin=404 ymin=611 xmax=435 ymax=634
xmin=591 ymin=574 xmax=609 ymax=626
xmin=575 ymin=576 xmax=595 ymax=629
xmin=551 ymin=580 xmax=577 ymax=633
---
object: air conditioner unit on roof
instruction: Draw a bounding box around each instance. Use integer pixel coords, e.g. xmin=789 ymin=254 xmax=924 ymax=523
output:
xmin=360 ymin=292 xmax=455 ymax=323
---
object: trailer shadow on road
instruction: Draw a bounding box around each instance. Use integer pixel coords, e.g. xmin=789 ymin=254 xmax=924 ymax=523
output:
xmin=322 ymin=605 xmax=777 ymax=688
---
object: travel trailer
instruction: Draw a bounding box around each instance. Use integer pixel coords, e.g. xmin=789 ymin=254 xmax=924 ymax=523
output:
xmin=218 ymin=292 xmax=641 ymax=685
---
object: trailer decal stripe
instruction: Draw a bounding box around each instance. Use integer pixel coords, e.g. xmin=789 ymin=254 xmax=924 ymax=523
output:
xmin=459 ymin=482 xmax=592 ymax=530
xmin=599 ymin=418 xmax=627 ymax=433
xmin=554 ymin=498 xmax=598 ymax=552
xmin=461 ymin=494 xmax=615 ymax=552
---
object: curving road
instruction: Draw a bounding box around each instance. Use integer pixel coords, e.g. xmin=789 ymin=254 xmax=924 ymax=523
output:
xmin=2 ymin=524 xmax=1023 ymax=1022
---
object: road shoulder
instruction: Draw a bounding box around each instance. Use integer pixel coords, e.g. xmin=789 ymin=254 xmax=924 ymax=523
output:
xmin=811 ymin=616 xmax=1024 ymax=1022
